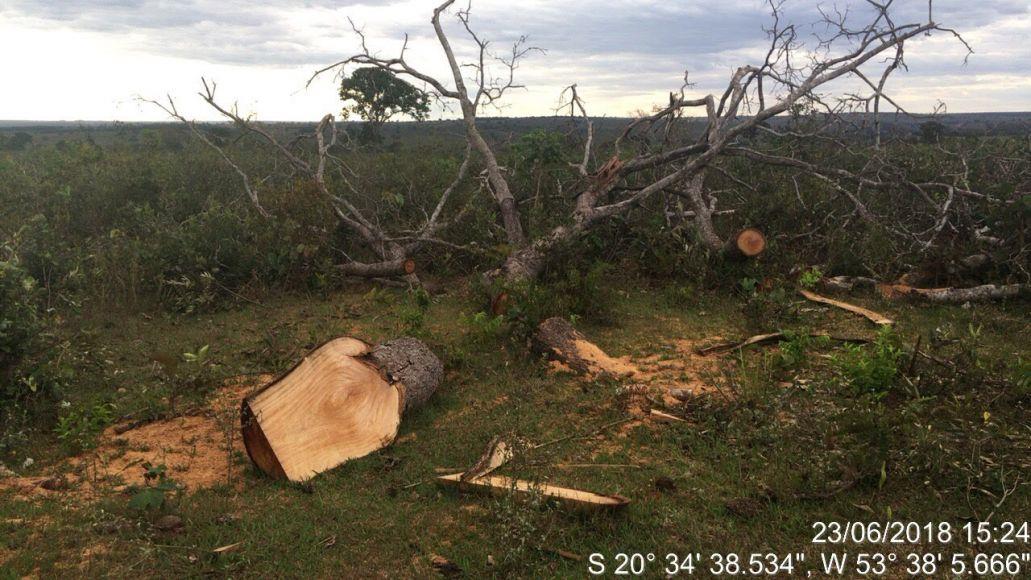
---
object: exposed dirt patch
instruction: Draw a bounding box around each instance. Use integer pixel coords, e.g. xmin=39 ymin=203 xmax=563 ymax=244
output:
xmin=0 ymin=375 xmax=272 ymax=501
xmin=631 ymin=338 xmax=727 ymax=398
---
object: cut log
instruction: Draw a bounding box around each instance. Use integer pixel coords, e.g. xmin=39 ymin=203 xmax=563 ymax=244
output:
xmin=799 ymin=289 xmax=894 ymax=325
xmin=533 ymin=317 xmax=637 ymax=378
xmin=336 ymin=258 xmax=415 ymax=278
xmin=878 ymin=283 xmax=1028 ymax=304
xmin=722 ymin=228 xmax=766 ymax=260
xmin=437 ymin=473 xmax=629 ymax=513
xmin=241 ymin=336 xmax=441 ymax=482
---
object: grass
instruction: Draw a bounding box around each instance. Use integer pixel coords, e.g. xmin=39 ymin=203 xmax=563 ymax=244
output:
xmin=1 ymin=277 xmax=1028 ymax=577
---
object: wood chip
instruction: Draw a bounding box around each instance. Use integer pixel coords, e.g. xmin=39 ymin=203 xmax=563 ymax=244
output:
xmin=649 ymin=409 xmax=686 ymax=423
xmin=212 ymin=541 xmax=243 ymax=555
xmin=437 ymin=473 xmax=629 ymax=512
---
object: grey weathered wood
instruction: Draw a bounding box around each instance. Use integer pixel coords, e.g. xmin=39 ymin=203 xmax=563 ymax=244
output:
xmin=368 ymin=337 xmax=443 ymax=415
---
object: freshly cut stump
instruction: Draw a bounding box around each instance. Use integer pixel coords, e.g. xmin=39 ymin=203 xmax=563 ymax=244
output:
xmin=241 ymin=336 xmax=442 ymax=482
xmin=533 ymin=317 xmax=637 ymax=378
xmin=723 ymin=228 xmax=766 ymax=260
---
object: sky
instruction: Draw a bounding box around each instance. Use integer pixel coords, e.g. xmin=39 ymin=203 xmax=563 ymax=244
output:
xmin=1 ymin=0 xmax=1028 ymax=122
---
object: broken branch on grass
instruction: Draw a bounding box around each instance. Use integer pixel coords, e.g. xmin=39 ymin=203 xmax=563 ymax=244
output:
xmin=799 ymin=289 xmax=894 ymax=326
xmin=695 ymin=332 xmax=871 ymax=356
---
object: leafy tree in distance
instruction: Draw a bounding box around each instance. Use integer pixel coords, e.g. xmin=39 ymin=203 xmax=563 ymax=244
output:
xmin=339 ymin=68 xmax=430 ymax=141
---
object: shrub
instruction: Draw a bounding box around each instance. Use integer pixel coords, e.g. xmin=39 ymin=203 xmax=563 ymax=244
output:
xmin=55 ymin=401 xmax=116 ymax=453
xmin=834 ymin=326 xmax=903 ymax=395
xmin=0 ymin=256 xmax=39 ymax=374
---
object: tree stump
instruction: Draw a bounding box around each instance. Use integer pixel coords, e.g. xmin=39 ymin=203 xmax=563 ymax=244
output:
xmin=533 ymin=317 xmax=637 ymax=378
xmin=241 ymin=336 xmax=441 ymax=481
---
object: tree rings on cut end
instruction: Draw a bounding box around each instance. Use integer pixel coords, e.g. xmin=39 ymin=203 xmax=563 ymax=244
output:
xmin=734 ymin=228 xmax=766 ymax=257
xmin=402 ymin=259 xmax=417 ymax=275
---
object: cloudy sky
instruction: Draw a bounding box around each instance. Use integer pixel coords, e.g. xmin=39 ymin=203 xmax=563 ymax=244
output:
xmin=1 ymin=0 xmax=1028 ymax=121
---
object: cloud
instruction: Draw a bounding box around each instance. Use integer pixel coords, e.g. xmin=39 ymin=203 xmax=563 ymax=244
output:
xmin=0 ymin=0 xmax=1028 ymax=119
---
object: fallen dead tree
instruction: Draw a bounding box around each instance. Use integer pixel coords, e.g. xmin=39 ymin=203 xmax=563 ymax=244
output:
xmin=242 ymin=336 xmax=442 ymax=482
xmin=799 ymin=289 xmax=894 ymax=326
xmin=818 ymin=276 xmax=1028 ymax=305
xmin=319 ymin=1 xmax=973 ymax=285
xmin=878 ymin=283 xmax=1029 ymax=304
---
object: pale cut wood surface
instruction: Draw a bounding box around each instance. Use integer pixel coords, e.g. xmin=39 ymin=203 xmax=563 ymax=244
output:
xmin=799 ymin=289 xmax=894 ymax=326
xmin=437 ymin=473 xmax=629 ymax=512
xmin=247 ymin=337 xmax=400 ymax=481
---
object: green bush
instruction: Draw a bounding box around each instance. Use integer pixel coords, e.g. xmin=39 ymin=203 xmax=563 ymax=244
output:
xmin=0 ymin=258 xmax=39 ymax=374
xmin=834 ymin=326 xmax=904 ymax=395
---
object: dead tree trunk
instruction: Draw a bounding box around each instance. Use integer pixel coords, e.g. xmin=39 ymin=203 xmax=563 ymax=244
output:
xmin=879 ymin=283 xmax=1028 ymax=304
xmin=337 ymin=258 xmax=416 ymax=279
xmin=312 ymin=0 xmax=968 ymax=286
xmin=241 ymin=336 xmax=442 ymax=481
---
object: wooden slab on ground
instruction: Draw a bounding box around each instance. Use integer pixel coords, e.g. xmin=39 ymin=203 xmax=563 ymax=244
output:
xmin=799 ymin=289 xmax=894 ymax=325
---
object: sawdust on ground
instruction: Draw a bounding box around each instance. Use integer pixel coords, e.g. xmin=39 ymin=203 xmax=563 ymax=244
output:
xmin=549 ymin=335 xmax=727 ymax=399
xmin=0 ymin=375 xmax=273 ymax=501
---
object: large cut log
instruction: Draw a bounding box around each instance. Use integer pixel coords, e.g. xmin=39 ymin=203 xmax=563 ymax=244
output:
xmin=241 ymin=336 xmax=441 ymax=481
xmin=722 ymin=228 xmax=766 ymax=261
xmin=878 ymin=283 xmax=1028 ymax=304
xmin=533 ymin=317 xmax=638 ymax=378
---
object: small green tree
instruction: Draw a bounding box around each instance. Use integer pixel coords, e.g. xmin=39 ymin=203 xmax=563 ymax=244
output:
xmin=339 ymin=68 xmax=430 ymax=140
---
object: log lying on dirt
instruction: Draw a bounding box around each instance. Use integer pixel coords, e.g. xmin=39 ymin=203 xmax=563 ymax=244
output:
xmin=722 ymin=228 xmax=767 ymax=261
xmin=878 ymin=283 xmax=1028 ymax=304
xmin=437 ymin=473 xmax=629 ymax=513
xmin=533 ymin=317 xmax=637 ymax=377
xmin=799 ymin=289 xmax=894 ymax=325
xmin=241 ymin=336 xmax=442 ymax=482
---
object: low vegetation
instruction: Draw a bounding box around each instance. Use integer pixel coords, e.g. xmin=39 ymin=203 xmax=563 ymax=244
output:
xmin=0 ymin=1 xmax=1028 ymax=575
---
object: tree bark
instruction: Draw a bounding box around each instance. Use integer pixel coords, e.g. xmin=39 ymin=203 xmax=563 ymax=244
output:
xmin=368 ymin=337 xmax=444 ymax=415
xmin=879 ymin=283 xmax=1028 ymax=304
xmin=337 ymin=258 xmax=416 ymax=279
